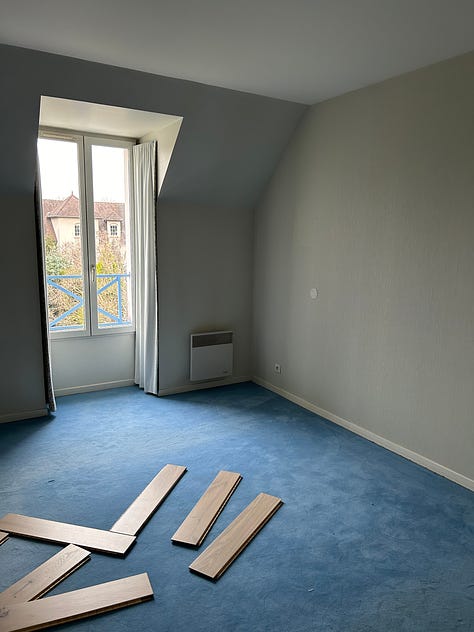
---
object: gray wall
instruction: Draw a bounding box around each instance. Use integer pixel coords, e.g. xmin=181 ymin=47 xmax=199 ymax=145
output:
xmin=253 ymin=52 xmax=474 ymax=480
xmin=0 ymin=44 xmax=305 ymax=418
xmin=158 ymin=201 xmax=254 ymax=391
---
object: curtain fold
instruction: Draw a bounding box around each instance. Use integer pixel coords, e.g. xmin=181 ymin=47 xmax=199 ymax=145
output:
xmin=34 ymin=163 xmax=56 ymax=412
xmin=132 ymin=141 xmax=159 ymax=395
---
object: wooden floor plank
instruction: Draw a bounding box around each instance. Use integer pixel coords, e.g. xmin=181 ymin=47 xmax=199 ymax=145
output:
xmin=0 ymin=514 xmax=135 ymax=556
xmin=0 ymin=573 xmax=153 ymax=632
xmin=0 ymin=532 xmax=8 ymax=546
xmin=189 ymin=492 xmax=283 ymax=580
xmin=0 ymin=545 xmax=90 ymax=607
xmin=111 ymin=464 xmax=187 ymax=536
xmin=172 ymin=471 xmax=242 ymax=547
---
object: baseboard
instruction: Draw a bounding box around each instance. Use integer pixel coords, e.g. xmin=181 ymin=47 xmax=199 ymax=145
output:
xmin=55 ymin=379 xmax=136 ymax=397
xmin=0 ymin=408 xmax=48 ymax=424
xmin=158 ymin=375 xmax=251 ymax=396
xmin=252 ymin=376 xmax=474 ymax=492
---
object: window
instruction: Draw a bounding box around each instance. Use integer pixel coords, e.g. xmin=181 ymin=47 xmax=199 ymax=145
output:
xmin=38 ymin=131 xmax=135 ymax=337
xmin=108 ymin=222 xmax=120 ymax=238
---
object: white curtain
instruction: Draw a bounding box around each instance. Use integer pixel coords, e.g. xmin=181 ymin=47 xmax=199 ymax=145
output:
xmin=132 ymin=142 xmax=159 ymax=394
xmin=35 ymin=162 xmax=56 ymax=412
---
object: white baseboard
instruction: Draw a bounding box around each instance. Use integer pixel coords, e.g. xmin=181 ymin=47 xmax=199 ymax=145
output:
xmin=158 ymin=375 xmax=251 ymax=396
xmin=0 ymin=408 xmax=48 ymax=424
xmin=253 ymin=376 xmax=474 ymax=492
xmin=55 ymin=379 xmax=135 ymax=397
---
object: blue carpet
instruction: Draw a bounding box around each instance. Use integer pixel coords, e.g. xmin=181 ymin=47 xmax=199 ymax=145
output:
xmin=0 ymin=383 xmax=473 ymax=631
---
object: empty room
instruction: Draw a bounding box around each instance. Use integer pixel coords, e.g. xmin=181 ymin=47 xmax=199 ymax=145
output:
xmin=0 ymin=2 xmax=473 ymax=631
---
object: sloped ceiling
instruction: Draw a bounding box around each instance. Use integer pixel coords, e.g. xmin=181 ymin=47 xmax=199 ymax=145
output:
xmin=1 ymin=45 xmax=306 ymax=208
xmin=0 ymin=0 xmax=473 ymax=103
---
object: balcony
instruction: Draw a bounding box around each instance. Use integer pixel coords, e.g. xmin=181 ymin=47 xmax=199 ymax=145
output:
xmin=47 ymin=273 xmax=132 ymax=331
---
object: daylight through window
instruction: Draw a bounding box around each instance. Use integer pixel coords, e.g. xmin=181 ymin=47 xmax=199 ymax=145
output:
xmin=38 ymin=132 xmax=134 ymax=336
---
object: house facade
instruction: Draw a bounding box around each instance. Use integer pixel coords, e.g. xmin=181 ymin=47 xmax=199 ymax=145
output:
xmin=43 ymin=193 xmax=125 ymax=247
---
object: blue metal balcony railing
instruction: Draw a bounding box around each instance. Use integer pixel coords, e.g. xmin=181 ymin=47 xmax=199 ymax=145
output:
xmin=46 ymin=273 xmax=131 ymax=331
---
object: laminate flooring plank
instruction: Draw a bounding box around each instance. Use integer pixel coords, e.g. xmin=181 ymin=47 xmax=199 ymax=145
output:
xmin=111 ymin=464 xmax=187 ymax=536
xmin=172 ymin=471 xmax=242 ymax=547
xmin=0 ymin=545 xmax=90 ymax=607
xmin=0 ymin=573 xmax=153 ymax=632
xmin=189 ymin=492 xmax=283 ymax=580
xmin=0 ymin=515 xmax=135 ymax=556
xmin=0 ymin=532 xmax=8 ymax=546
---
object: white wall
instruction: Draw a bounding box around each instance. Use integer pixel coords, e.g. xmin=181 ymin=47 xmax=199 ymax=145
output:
xmin=253 ymin=51 xmax=474 ymax=482
xmin=50 ymin=217 xmax=80 ymax=245
xmin=51 ymin=333 xmax=135 ymax=394
xmin=140 ymin=119 xmax=182 ymax=192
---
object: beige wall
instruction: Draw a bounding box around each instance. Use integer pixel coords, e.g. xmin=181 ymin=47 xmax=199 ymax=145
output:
xmin=51 ymin=217 xmax=80 ymax=245
xmin=253 ymin=52 xmax=474 ymax=481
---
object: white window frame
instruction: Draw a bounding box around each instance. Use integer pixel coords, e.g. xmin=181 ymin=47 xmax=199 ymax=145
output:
xmin=39 ymin=128 xmax=136 ymax=339
xmin=108 ymin=222 xmax=120 ymax=238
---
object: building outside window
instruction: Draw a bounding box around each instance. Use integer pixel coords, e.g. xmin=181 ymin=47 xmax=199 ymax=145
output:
xmin=38 ymin=132 xmax=134 ymax=336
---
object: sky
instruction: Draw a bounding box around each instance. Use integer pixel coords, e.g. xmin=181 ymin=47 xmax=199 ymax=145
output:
xmin=38 ymin=138 xmax=127 ymax=201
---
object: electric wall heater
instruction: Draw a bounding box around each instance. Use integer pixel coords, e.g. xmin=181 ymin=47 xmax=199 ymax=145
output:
xmin=190 ymin=331 xmax=233 ymax=382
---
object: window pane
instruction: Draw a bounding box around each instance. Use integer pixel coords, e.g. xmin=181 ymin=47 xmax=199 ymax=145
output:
xmin=91 ymin=145 xmax=132 ymax=329
xmin=38 ymin=138 xmax=86 ymax=332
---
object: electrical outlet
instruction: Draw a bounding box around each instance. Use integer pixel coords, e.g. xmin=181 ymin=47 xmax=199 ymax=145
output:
xmin=274 ymin=363 xmax=281 ymax=374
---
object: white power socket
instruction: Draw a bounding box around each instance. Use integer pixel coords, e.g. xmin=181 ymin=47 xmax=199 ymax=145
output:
xmin=274 ymin=363 xmax=282 ymax=374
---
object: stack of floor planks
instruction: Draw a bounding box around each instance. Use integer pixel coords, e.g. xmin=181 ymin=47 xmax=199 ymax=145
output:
xmin=0 ymin=464 xmax=283 ymax=631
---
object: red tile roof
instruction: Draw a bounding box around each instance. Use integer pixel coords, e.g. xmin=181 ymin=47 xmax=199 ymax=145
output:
xmin=43 ymin=194 xmax=125 ymax=221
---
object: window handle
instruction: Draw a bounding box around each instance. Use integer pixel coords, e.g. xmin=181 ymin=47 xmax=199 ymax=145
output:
xmin=91 ymin=264 xmax=96 ymax=284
